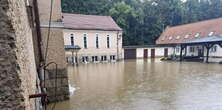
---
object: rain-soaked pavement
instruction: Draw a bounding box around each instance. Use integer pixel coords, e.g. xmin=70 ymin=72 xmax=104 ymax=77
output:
xmin=49 ymin=59 xmax=222 ymax=110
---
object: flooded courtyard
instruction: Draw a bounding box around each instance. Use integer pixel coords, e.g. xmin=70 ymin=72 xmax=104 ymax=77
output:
xmin=52 ymin=59 xmax=222 ymax=110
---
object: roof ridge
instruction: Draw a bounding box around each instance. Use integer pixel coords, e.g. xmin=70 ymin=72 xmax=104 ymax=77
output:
xmin=63 ymin=13 xmax=122 ymax=31
xmin=62 ymin=13 xmax=111 ymax=17
xmin=168 ymin=17 xmax=222 ymax=29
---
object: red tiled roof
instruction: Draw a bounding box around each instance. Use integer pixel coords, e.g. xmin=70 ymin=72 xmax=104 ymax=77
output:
xmin=156 ymin=17 xmax=222 ymax=44
xmin=62 ymin=13 xmax=122 ymax=31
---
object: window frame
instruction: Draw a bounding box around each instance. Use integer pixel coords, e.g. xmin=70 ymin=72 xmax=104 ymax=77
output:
xmin=208 ymin=32 xmax=214 ymax=36
xmin=189 ymin=46 xmax=195 ymax=53
xmin=107 ymin=35 xmax=110 ymax=48
xmin=70 ymin=34 xmax=74 ymax=46
xmin=83 ymin=34 xmax=87 ymax=48
xmin=195 ymin=33 xmax=200 ymax=38
xmin=96 ymin=34 xmax=99 ymax=48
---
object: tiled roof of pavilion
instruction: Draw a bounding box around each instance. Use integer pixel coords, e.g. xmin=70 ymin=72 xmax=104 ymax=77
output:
xmin=62 ymin=13 xmax=122 ymax=31
xmin=183 ymin=35 xmax=222 ymax=44
xmin=156 ymin=17 xmax=222 ymax=44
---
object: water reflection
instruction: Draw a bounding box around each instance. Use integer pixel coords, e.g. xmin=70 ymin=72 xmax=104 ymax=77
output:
xmin=52 ymin=59 xmax=222 ymax=110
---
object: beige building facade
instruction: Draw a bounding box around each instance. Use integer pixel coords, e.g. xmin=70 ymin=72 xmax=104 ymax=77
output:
xmin=63 ymin=14 xmax=123 ymax=64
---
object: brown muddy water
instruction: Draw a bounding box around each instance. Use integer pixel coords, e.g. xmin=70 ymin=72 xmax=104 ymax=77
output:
xmin=49 ymin=59 xmax=222 ymax=110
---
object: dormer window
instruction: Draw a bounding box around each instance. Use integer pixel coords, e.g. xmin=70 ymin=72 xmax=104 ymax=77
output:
xmin=162 ymin=37 xmax=165 ymax=41
xmin=184 ymin=34 xmax=189 ymax=39
xmin=208 ymin=32 xmax=214 ymax=36
xmin=169 ymin=36 xmax=173 ymax=40
xmin=195 ymin=33 xmax=200 ymax=38
xmin=176 ymin=36 xmax=180 ymax=39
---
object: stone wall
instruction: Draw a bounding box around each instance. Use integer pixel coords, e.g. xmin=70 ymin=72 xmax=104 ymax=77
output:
xmin=0 ymin=0 xmax=38 ymax=110
xmin=37 ymin=0 xmax=69 ymax=102
xmin=41 ymin=28 xmax=69 ymax=102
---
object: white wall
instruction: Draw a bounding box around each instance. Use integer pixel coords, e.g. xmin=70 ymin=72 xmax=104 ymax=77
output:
xmin=204 ymin=44 xmax=222 ymax=63
xmin=134 ymin=47 xmax=174 ymax=58
xmin=63 ymin=29 xmax=123 ymax=62
xmin=136 ymin=48 xmax=144 ymax=58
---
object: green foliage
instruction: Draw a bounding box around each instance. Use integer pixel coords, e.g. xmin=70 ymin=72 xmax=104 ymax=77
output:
xmin=62 ymin=0 xmax=222 ymax=46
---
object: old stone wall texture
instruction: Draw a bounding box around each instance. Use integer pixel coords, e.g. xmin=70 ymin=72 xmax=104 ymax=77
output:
xmin=0 ymin=0 xmax=38 ymax=110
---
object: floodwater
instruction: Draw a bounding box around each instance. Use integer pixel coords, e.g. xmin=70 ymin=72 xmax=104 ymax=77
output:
xmin=50 ymin=59 xmax=222 ymax=110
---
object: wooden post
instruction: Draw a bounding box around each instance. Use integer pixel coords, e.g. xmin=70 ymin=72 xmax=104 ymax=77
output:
xmin=184 ymin=45 xmax=187 ymax=56
xmin=206 ymin=47 xmax=210 ymax=63
xmin=204 ymin=43 xmax=214 ymax=63
xmin=180 ymin=45 xmax=183 ymax=62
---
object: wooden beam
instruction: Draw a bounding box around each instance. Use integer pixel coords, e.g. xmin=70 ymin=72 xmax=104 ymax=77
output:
xmin=206 ymin=47 xmax=210 ymax=63
xmin=180 ymin=45 xmax=185 ymax=62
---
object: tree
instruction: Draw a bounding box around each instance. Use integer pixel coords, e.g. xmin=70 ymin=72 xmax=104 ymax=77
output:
xmin=62 ymin=0 xmax=222 ymax=46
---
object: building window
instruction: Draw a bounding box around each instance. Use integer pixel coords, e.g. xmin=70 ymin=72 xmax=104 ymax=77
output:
xmin=189 ymin=47 xmax=195 ymax=53
xmin=82 ymin=56 xmax=88 ymax=63
xmin=195 ymin=33 xmax=200 ymax=38
xmin=176 ymin=47 xmax=180 ymax=53
xmin=107 ymin=35 xmax=110 ymax=48
xmin=169 ymin=36 xmax=173 ymax=40
xmin=184 ymin=34 xmax=189 ymax=39
xmin=162 ymin=37 xmax=165 ymax=41
xmin=176 ymin=36 xmax=180 ymax=39
xmin=110 ymin=55 xmax=116 ymax=60
xmin=211 ymin=45 xmax=217 ymax=52
xmin=83 ymin=34 xmax=87 ymax=48
xmin=209 ymin=32 xmax=214 ymax=36
xmin=101 ymin=56 xmax=107 ymax=61
xmin=70 ymin=34 xmax=74 ymax=46
xmin=96 ymin=34 xmax=99 ymax=48
xmin=92 ymin=56 xmax=98 ymax=62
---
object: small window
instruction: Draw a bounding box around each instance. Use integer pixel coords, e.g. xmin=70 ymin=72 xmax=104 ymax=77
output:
xmin=92 ymin=56 xmax=94 ymax=62
xmin=162 ymin=37 xmax=165 ymax=41
xmin=107 ymin=35 xmax=110 ymax=48
xmin=210 ymin=45 xmax=217 ymax=52
xmin=189 ymin=47 xmax=195 ymax=53
xmin=101 ymin=56 xmax=104 ymax=61
xmin=176 ymin=47 xmax=180 ymax=53
xmin=169 ymin=36 xmax=173 ymax=40
xmin=104 ymin=56 xmax=107 ymax=61
xmin=83 ymin=34 xmax=87 ymax=48
xmin=82 ymin=56 xmax=88 ymax=63
xmin=176 ymin=36 xmax=180 ymax=39
xmin=184 ymin=34 xmax=189 ymax=39
xmin=110 ymin=55 xmax=116 ymax=60
xmin=92 ymin=56 xmax=98 ymax=62
xmin=101 ymin=56 xmax=107 ymax=61
xmin=195 ymin=33 xmax=200 ymax=38
xmin=95 ymin=56 xmax=98 ymax=61
xmin=70 ymin=34 xmax=74 ymax=46
xmin=96 ymin=34 xmax=99 ymax=48
xmin=208 ymin=32 xmax=214 ymax=36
